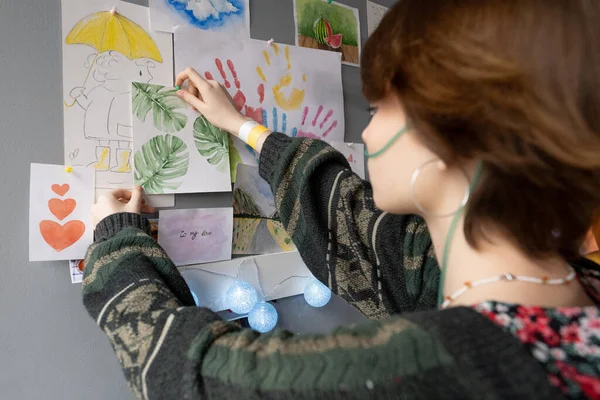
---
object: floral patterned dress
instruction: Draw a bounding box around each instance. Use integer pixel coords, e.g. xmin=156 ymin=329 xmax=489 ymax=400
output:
xmin=474 ymin=259 xmax=600 ymax=399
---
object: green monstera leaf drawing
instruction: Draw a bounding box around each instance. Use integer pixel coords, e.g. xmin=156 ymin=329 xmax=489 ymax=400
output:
xmin=132 ymin=82 xmax=188 ymax=133
xmin=192 ymin=115 xmax=230 ymax=173
xmin=134 ymin=134 xmax=189 ymax=194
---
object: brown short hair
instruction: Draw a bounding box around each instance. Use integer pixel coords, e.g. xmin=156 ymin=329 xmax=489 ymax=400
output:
xmin=362 ymin=0 xmax=600 ymax=259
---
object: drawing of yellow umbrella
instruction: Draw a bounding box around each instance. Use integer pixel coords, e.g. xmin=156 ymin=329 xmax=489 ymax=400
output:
xmin=64 ymin=8 xmax=163 ymax=107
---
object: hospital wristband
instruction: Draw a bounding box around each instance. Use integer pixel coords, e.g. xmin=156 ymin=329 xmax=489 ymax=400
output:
xmin=238 ymin=121 xmax=270 ymax=150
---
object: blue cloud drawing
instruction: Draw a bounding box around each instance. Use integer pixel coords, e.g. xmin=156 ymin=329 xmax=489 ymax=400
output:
xmin=167 ymin=0 xmax=245 ymax=30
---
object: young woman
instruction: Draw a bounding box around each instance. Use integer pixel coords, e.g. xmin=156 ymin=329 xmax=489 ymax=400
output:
xmin=84 ymin=1 xmax=600 ymax=398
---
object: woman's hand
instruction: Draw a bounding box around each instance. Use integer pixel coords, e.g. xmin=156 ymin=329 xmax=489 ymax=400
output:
xmin=92 ymin=186 xmax=156 ymax=226
xmin=175 ymin=68 xmax=249 ymax=135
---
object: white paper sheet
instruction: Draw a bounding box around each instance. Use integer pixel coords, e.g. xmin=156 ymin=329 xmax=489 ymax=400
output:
xmin=149 ymin=0 xmax=250 ymax=36
xmin=329 ymin=141 xmax=366 ymax=179
xmin=29 ymin=164 xmax=95 ymax=262
xmin=366 ymin=1 xmax=388 ymax=37
xmin=174 ymin=28 xmax=345 ymax=145
xmin=293 ymin=0 xmax=361 ymax=67
xmin=61 ymin=0 xmax=174 ymax=192
xmin=233 ymin=165 xmax=275 ymax=218
xmin=69 ymin=259 xmax=84 ymax=283
xmin=179 ymin=251 xmax=312 ymax=312
xmin=158 ymin=208 xmax=233 ymax=266
xmin=131 ymin=83 xmax=232 ymax=194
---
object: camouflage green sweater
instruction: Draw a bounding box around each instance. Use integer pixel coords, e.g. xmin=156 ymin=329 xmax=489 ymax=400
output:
xmin=82 ymin=133 xmax=560 ymax=399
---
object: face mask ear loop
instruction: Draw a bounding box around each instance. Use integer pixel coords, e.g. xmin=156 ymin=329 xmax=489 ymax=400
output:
xmin=436 ymin=162 xmax=484 ymax=307
xmin=364 ymin=124 xmax=410 ymax=159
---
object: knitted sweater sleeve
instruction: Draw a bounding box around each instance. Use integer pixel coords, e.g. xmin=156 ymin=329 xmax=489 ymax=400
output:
xmin=84 ymin=215 xmax=559 ymax=400
xmin=82 ymin=214 xmax=458 ymax=399
xmin=259 ymin=133 xmax=440 ymax=317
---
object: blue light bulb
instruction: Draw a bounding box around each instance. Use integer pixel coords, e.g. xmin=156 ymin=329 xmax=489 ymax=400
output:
xmin=190 ymin=290 xmax=199 ymax=306
xmin=304 ymin=279 xmax=332 ymax=307
xmin=226 ymin=281 xmax=259 ymax=314
xmin=248 ymin=302 xmax=278 ymax=333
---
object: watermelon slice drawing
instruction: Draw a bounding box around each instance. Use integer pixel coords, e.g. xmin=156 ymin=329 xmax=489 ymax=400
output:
xmin=325 ymin=33 xmax=343 ymax=49
xmin=313 ymin=17 xmax=333 ymax=45
xmin=313 ymin=16 xmax=343 ymax=49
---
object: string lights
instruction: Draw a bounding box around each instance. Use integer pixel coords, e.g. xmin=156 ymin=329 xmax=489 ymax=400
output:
xmin=185 ymin=258 xmax=332 ymax=332
xmin=303 ymin=278 xmax=332 ymax=307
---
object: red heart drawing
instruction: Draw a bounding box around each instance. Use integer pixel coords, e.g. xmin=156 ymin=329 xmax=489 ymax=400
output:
xmin=48 ymin=198 xmax=77 ymax=221
xmin=39 ymin=220 xmax=85 ymax=252
xmin=51 ymin=184 xmax=70 ymax=197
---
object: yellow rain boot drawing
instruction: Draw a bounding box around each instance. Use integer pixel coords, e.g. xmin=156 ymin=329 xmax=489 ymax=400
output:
xmin=89 ymin=146 xmax=110 ymax=171
xmin=111 ymin=149 xmax=132 ymax=173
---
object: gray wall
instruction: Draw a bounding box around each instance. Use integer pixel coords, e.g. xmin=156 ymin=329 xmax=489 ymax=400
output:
xmin=0 ymin=0 xmax=396 ymax=398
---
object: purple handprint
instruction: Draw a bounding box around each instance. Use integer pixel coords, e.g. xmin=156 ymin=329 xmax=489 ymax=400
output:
xmin=293 ymin=105 xmax=338 ymax=139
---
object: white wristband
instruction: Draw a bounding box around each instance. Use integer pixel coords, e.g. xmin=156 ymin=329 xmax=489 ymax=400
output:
xmin=238 ymin=121 xmax=260 ymax=143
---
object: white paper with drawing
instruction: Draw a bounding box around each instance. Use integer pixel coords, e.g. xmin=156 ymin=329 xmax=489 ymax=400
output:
xmin=175 ymin=29 xmax=345 ymax=147
xmin=329 ymin=141 xmax=366 ymax=179
xmin=158 ymin=208 xmax=233 ymax=266
xmin=233 ymin=165 xmax=276 ymax=218
xmin=149 ymin=0 xmax=250 ymax=36
xmin=70 ymin=260 xmax=84 ymax=284
xmin=231 ymin=165 xmax=295 ymax=256
xmin=366 ymin=1 xmax=388 ymax=37
xmin=29 ymin=164 xmax=95 ymax=262
xmin=132 ymin=83 xmax=231 ymax=194
xmin=61 ymin=0 xmax=174 ymax=192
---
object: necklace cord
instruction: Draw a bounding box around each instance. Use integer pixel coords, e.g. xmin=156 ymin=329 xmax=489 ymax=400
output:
xmin=437 ymin=162 xmax=484 ymax=306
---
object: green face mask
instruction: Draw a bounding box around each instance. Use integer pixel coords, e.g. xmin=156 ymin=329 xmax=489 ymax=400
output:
xmin=361 ymin=122 xmax=483 ymax=307
xmin=364 ymin=124 xmax=410 ymax=158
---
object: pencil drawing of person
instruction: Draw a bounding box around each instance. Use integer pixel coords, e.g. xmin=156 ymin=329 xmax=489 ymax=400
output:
xmin=68 ymin=51 xmax=155 ymax=173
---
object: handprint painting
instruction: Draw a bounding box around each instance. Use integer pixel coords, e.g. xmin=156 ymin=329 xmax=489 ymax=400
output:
xmin=293 ymin=0 xmax=361 ymax=66
xmin=61 ymin=0 xmax=174 ymax=190
xmin=174 ymin=28 xmax=345 ymax=157
xmin=150 ymin=0 xmax=250 ymax=36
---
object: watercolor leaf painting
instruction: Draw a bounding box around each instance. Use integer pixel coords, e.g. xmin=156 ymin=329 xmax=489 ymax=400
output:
xmin=132 ymin=82 xmax=232 ymax=194
xmin=134 ymin=134 xmax=190 ymax=193
xmin=193 ymin=116 xmax=230 ymax=173
xmin=132 ymin=82 xmax=188 ymax=133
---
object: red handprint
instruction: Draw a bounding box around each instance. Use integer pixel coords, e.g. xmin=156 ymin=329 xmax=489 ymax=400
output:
xmin=205 ymin=59 xmax=265 ymax=124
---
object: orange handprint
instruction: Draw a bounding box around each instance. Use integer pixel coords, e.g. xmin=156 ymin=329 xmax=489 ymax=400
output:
xmin=205 ymin=59 xmax=264 ymax=123
xmin=256 ymin=44 xmax=306 ymax=112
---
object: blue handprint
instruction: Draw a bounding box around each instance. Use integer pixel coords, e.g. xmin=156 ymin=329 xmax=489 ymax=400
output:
xmin=243 ymin=142 xmax=260 ymax=164
xmin=263 ymin=107 xmax=297 ymax=136
xmin=242 ymin=107 xmax=299 ymax=162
